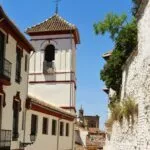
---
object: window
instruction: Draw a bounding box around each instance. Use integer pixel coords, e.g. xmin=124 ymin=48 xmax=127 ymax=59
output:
xmin=42 ymin=117 xmax=48 ymax=134
xmin=12 ymin=100 xmax=19 ymax=141
xmin=66 ymin=123 xmax=69 ymax=136
xmin=60 ymin=122 xmax=64 ymax=136
xmin=25 ymin=55 xmax=28 ymax=72
xmin=44 ymin=45 xmax=55 ymax=62
xmin=52 ymin=119 xmax=57 ymax=135
xmin=15 ymin=48 xmax=22 ymax=83
xmin=31 ymin=114 xmax=38 ymax=135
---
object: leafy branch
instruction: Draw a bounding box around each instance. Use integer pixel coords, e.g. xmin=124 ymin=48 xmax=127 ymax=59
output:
xmin=94 ymin=13 xmax=137 ymax=94
xmin=94 ymin=13 xmax=127 ymax=40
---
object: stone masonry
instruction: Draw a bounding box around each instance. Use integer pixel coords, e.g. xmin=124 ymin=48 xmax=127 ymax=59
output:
xmin=104 ymin=1 xmax=150 ymax=150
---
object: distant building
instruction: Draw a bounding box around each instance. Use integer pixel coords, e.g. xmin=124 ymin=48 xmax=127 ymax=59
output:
xmin=83 ymin=115 xmax=99 ymax=129
xmin=75 ymin=107 xmax=106 ymax=150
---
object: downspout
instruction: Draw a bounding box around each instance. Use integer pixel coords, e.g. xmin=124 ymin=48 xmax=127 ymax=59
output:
xmin=72 ymin=120 xmax=75 ymax=150
xmin=57 ymin=118 xmax=61 ymax=150
xmin=22 ymin=50 xmax=35 ymax=149
xmin=0 ymin=94 xmax=3 ymax=131
xmin=22 ymin=105 xmax=27 ymax=149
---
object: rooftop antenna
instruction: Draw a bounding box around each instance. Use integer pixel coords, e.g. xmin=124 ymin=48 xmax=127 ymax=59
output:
xmin=54 ymin=0 xmax=61 ymax=14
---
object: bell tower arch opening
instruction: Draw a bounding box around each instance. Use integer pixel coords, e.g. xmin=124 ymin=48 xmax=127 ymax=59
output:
xmin=44 ymin=44 xmax=55 ymax=63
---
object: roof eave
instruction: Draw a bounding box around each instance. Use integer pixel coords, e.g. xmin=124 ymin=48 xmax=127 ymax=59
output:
xmin=0 ymin=6 xmax=35 ymax=52
xmin=27 ymin=96 xmax=76 ymax=119
xmin=26 ymin=29 xmax=80 ymax=45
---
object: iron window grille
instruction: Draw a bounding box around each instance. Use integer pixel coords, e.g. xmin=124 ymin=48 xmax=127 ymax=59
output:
xmin=0 ymin=130 xmax=11 ymax=150
xmin=0 ymin=58 xmax=12 ymax=81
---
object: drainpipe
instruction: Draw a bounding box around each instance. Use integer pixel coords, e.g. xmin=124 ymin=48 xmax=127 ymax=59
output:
xmin=22 ymin=51 xmax=35 ymax=149
xmin=72 ymin=120 xmax=75 ymax=150
xmin=57 ymin=118 xmax=61 ymax=150
xmin=22 ymin=106 xmax=27 ymax=149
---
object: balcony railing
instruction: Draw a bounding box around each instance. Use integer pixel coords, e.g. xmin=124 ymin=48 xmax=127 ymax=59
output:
xmin=0 ymin=130 xmax=11 ymax=150
xmin=0 ymin=58 xmax=12 ymax=83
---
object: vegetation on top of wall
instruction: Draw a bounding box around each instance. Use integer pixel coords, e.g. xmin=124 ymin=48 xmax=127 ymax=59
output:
xmin=110 ymin=101 xmax=124 ymax=124
xmin=94 ymin=13 xmax=137 ymax=95
xmin=106 ymin=97 xmax=138 ymax=131
xmin=123 ymin=97 xmax=138 ymax=124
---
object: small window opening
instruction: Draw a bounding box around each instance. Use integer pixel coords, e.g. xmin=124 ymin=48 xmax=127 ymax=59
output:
xmin=60 ymin=122 xmax=64 ymax=136
xmin=66 ymin=123 xmax=69 ymax=136
xmin=42 ymin=117 xmax=48 ymax=134
xmin=52 ymin=119 xmax=57 ymax=135
xmin=31 ymin=114 xmax=38 ymax=135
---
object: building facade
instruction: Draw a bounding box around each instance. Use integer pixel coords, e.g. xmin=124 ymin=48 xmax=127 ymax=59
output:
xmin=26 ymin=14 xmax=80 ymax=113
xmin=0 ymin=6 xmax=34 ymax=150
xmin=23 ymin=96 xmax=76 ymax=150
xmin=22 ymin=12 xmax=80 ymax=150
xmin=76 ymin=107 xmax=105 ymax=150
xmin=0 ymin=5 xmax=80 ymax=150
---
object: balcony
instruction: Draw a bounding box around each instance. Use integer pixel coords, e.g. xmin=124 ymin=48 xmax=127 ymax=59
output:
xmin=0 ymin=58 xmax=12 ymax=85
xmin=0 ymin=130 xmax=11 ymax=150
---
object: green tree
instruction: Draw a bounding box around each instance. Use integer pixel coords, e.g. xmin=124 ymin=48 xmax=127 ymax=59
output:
xmin=94 ymin=13 xmax=127 ymax=40
xmin=94 ymin=13 xmax=137 ymax=95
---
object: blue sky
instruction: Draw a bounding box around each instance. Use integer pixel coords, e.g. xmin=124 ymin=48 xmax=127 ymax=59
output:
xmin=1 ymin=0 xmax=133 ymax=129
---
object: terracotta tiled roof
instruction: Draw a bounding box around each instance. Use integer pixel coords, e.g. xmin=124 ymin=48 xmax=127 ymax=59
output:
xmin=86 ymin=129 xmax=106 ymax=148
xmin=88 ymin=128 xmax=100 ymax=134
xmin=26 ymin=14 xmax=80 ymax=44
xmin=28 ymin=95 xmax=75 ymax=118
xmin=26 ymin=14 xmax=76 ymax=33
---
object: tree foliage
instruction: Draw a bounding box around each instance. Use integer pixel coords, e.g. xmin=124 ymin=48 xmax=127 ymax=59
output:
xmin=94 ymin=13 xmax=127 ymax=40
xmin=94 ymin=13 xmax=137 ymax=95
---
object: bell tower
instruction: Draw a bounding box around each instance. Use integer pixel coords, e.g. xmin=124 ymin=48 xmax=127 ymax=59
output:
xmin=26 ymin=13 xmax=80 ymax=113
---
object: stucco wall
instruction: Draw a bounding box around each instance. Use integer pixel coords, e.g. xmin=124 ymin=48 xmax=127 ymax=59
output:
xmin=28 ymin=34 xmax=76 ymax=109
xmin=28 ymin=83 xmax=76 ymax=107
xmin=29 ymin=34 xmax=76 ymax=73
xmin=24 ymin=110 xmax=74 ymax=150
xmin=104 ymin=1 xmax=150 ymax=150
xmin=0 ymin=29 xmax=30 ymax=149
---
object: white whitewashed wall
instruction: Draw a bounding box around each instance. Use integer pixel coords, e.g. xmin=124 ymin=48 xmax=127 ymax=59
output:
xmin=104 ymin=1 xmax=150 ymax=150
xmin=28 ymin=34 xmax=76 ymax=109
xmin=24 ymin=110 xmax=74 ymax=150
xmin=0 ymin=29 xmax=30 ymax=150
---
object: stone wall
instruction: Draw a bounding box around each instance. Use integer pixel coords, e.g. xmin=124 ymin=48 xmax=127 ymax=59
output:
xmin=104 ymin=1 xmax=150 ymax=150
